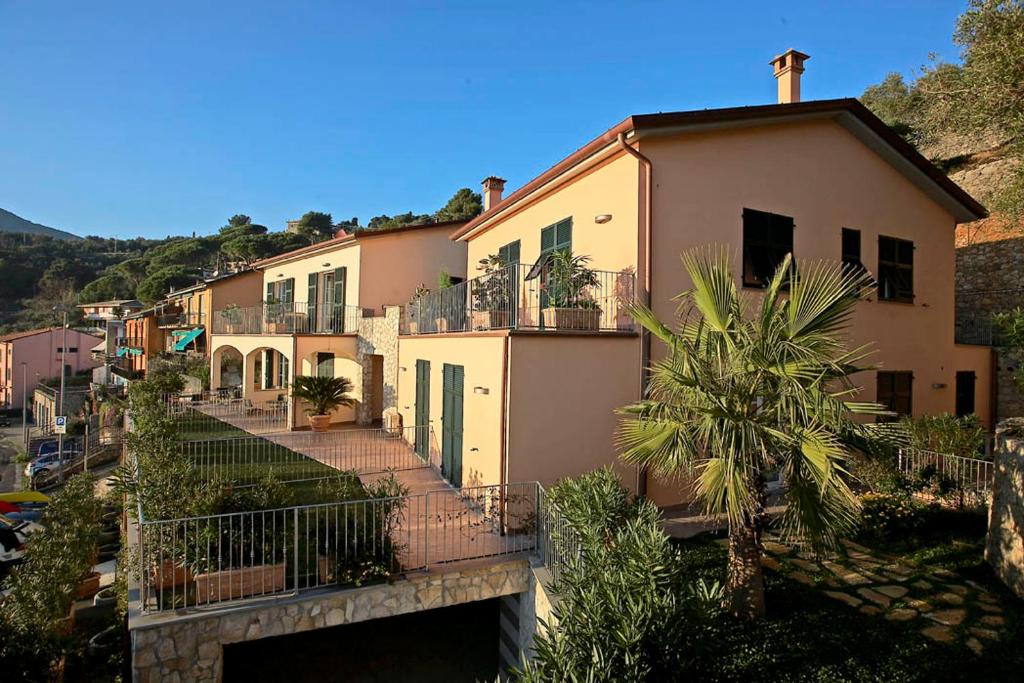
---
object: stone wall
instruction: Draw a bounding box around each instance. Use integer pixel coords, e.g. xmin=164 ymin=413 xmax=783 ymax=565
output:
xmin=355 ymin=305 xmax=400 ymax=425
xmin=986 ymin=420 xmax=1024 ymax=599
xmin=131 ymin=558 xmax=531 ymax=682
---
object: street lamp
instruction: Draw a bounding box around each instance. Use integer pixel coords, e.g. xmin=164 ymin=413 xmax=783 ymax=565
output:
xmin=53 ymin=305 xmax=69 ymax=483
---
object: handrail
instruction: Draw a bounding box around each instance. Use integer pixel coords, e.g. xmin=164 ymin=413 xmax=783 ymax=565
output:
xmin=211 ymin=302 xmax=363 ymax=335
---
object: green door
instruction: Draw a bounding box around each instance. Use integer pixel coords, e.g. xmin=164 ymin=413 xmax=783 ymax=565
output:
xmin=441 ymin=363 xmax=464 ymax=487
xmin=415 ymin=360 xmax=430 ymax=459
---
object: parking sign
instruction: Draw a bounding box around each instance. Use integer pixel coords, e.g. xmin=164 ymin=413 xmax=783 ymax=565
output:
xmin=54 ymin=416 xmax=67 ymax=435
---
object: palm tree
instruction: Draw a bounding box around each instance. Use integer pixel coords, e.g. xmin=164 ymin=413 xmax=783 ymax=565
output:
xmin=290 ymin=376 xmax=356 ymax=432
xmin=618 ymin=246 xmax=900 ymax=619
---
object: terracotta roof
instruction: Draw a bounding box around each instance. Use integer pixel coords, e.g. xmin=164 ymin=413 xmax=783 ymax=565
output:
xmin=0 ymin=326 xmax=59 ymax=342
xmin=253 ymin=219 xmax=468 ymax=269
xmin=451 ymin=98 xmax=986 ymax=240
xmin=76 ymin=299 xmax=143 ymax=308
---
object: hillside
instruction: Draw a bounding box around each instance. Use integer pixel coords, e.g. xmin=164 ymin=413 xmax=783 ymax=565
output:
xmin=0 ymin=207 xmax=80 ymax=240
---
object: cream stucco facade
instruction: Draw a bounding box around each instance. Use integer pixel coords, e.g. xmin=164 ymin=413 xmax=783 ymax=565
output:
xmin=398 ymin=100 xmax=994 ymax=506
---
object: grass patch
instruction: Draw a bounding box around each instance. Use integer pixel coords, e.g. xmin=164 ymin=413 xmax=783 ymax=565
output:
xmin=672 ymin=534 xmax=1024 ymax=682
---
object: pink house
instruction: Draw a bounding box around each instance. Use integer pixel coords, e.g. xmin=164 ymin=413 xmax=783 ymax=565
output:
xmin=0 ymin=327 xmax=102 ymax=411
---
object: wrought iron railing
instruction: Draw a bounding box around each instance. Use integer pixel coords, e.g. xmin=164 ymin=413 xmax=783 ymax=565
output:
xmin=403 ymin=262 xmax=636 ymax=334
xmin=897 ymin=448 xmax=994 ymax=493
xmin=137 ymin=482 xmax=540 ymax=613
xmin=165 ymin=394 xmax=292 ymax=436
xmin=116 ymin=336 xmax=146 ymax=349
xmin=537 ymin=485 xmax=581 ymax=584
xmin=158 ymin=311 xmax=206 ymax=328
xmin=211 ymin=303 xmax=363 ymax=335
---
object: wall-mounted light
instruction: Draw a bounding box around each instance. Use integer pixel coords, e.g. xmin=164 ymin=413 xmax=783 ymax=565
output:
xmin=594 ymin=214 xmax=612 ymax=224
xmin=276 ymin=273 xmax=284 ymax=279
xmin=399 ymin=366 xmax=407 ymax=372
xmin=932 ymin=383 xmax=948 ymax=389
xmin=473 ymin=386 xmax=489 ymax=395
xmin=470 ymin=447 xmax=479 ymax=452
xmin=322 ymin=263 xmax=331 ymax=267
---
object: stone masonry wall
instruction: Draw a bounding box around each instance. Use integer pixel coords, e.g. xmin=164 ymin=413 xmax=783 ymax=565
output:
xmin=355 ymin=305 xmax=400 ymax=425
xmin=986 ymin=420 xmax=1024 ymax=599
xmin=131 ymin=558 xmax=530 ymax=682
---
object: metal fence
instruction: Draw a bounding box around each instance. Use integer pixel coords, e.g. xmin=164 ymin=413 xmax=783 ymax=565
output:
xmin=897 ymin=448 xmax=995 ymax=493
xmin=165 ymin=395 xmax=291 ymax=436
xmin=157 ymin=311 xmax=206 ymax=328
xmin=137 ymin=481 xmax=540 ymax=613
xmin=403 ymin=262 xmax=636 ymax=335
xmin=210 ymin=302 xmax=364 ymax=335
xmin=536 ymin=485 xmax=582 ymax=584
xmin=178 ymin=426 xmax=440 ymax=486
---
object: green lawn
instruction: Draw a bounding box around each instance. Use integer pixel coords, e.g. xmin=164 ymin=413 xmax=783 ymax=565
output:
xmin=672 ymin=525 xmax=1023 ymax=682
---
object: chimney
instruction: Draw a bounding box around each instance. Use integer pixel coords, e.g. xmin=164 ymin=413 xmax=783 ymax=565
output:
xmin=482 ymin=176 xmax=506 ymax=211
xmin=770 ymin=49 xmax=810 ymax=104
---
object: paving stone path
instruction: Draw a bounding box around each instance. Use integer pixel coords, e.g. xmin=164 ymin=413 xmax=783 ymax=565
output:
xmin=758 ymin=537 xmax=1008 ymax=654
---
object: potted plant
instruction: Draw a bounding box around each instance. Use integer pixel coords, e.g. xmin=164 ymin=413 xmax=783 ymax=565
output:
xmin=407 ymin=284 xmax=430 ymax=334
xmin=290 ymin=375 xmax=356 ymax=432
xmin=542 ymin=251 xmax=602 ymax=330
xmin=472 ymin=254 xmax=513 ymax=330
xmin=219 ymin=303 xmax=243 ymax=333
xmin=263 ymin=296 xmax=285 ymax=333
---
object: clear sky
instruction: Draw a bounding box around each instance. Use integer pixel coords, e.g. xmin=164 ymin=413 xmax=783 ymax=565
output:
xmin=0 ymin=1 xmax=967 ymax=239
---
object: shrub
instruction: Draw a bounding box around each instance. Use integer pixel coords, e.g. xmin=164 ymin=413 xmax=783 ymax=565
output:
xmin=515 ymin=469 xmax=721 ymax=682
xmin=901 ymin=413 xmax=986 ymax=458
xmin=856 ymin=492 xmax=924 ymax=542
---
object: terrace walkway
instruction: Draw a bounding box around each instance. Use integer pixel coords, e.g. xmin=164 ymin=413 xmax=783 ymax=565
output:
xmin=756 ymin=536 xmax=1009 ymax=654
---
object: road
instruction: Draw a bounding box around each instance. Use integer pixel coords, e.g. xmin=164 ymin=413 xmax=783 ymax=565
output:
xmin=0 ymin=424 xmax=25 ymax=493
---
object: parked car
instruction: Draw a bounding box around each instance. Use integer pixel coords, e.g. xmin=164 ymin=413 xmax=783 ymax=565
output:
xmin=36 ymin=438 xmax=81 ymax=457
xmin=24 ymin=448 xmax=81 ymax=480
xmin=0 ymin=513 xmax=42 ymax=567
xmin=0 ymin=417 xmax=11 ymax=427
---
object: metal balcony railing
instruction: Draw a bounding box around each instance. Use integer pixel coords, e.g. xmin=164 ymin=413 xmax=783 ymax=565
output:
xmin=136 ymin=481 xmax=541 ymax=613
xmin=402 ymin=262 xmax=636 ymax=334
xmin=157 ymin=311 xmax=206 ymax=328
xmin=116 ymin=336 xmax=146 ymax=349
xmin=211 ymin=302 xmax=363 ymax=335
xmin=897 ymin=448 xmax=994 ymax=494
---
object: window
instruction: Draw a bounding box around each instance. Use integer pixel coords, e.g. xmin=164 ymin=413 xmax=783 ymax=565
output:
xmin=841 ymin=228 xmax=864 ymax=273
xmin=263 ymin=350 xmax=273 ymax=389
xmin=316 ymin=352 xmax=334 ymax=378
xmin=742 ymin=209 xmax=794 ymax=288
xmin=56 ymin=347 xmax=77 ymax=353
xmin=955 ymin=371 xmax=976 ymax=417
xmin=540 ymin=219 xmax=572 ymax=258
xmin=877 ymin=371 xmax=912 ymax=418
xmin=878 ymin=236 xmax=914 ymax=302
xmin=277 ymin=354 xmax=290 ymax=388
xmin=498 ymin=240 xmax=521 ymax=266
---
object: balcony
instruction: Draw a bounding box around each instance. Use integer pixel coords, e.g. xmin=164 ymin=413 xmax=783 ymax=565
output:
xmin=158 ymin=311 xmax=205 ymax=329
xmin=116 ymin=336 xmax=146 ymax=356
xmin=211 ymin=302 xmax=364 ymax=335
xmin=402 ymin=262 xmax=636 ymax=335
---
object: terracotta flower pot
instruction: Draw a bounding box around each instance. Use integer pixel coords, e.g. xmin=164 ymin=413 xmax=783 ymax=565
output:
xmin=309 ymin=414 xmax=331 ymax=432
xmin=542 ymin=307 xmax=601 ymax=331
xmin=77 ymin=572 xmax=102 ymax=600
xmin=149 ymin=560 xmax=193 ymax=590
xmin=194 ymin=563 xmax=287 ymax=603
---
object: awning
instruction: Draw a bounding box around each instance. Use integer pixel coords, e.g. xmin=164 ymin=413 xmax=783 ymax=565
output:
xmin=173 ymin=327 xmax=204 ymax=352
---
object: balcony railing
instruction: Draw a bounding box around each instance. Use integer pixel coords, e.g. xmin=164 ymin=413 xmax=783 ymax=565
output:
xmin=116 ymin=336 xmax=146 ymax=349
xmin=211 ymin=302 xmax=363 ymax=335
xmin=157 ymin=311 xmax=206 ymax=328
xmin=402 ymin=262 xmax=636 ymax=335
xmin=136 ymin=481 xmax=540 ymax=613
xmin=897 ymin=448 xmax=994 ymax=494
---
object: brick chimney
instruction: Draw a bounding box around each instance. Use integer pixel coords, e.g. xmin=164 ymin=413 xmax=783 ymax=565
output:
xmin=770 ymin=49 xmax=810 ymax=104
xmin=482 ymin=176 xmax=506 ymax=211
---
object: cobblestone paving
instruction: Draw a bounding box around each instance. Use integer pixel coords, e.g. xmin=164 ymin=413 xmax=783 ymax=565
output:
xmin=758 ymin=537 xmax=1008 ymax=654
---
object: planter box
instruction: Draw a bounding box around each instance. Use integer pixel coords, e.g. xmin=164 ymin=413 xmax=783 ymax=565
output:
xmin=434 ymin=317 xmax=449 ymax=333
xmin=149 ymin=560 xmax=193 ymax=590
xmin=542 ymin=307 xmax=602 ymax=331
xmin=308 ymin=414 xmax=331 ymax=432
xmin=471 ymin=310 xmax=510 ymax=330
xmin=194 ymin=563 xmax=286 ymax=603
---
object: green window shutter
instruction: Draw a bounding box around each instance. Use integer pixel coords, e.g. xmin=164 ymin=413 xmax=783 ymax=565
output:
xmin=307 ymin=273 xmax=318 ymax=329
xmin=281 ymin=278 xmax=295 ymax=304
xmin=263 ymin=350 xmax=273 ymax=388
xmin=266 ymin=282 xmax=275 ymax=302
xmin=540 ymin=225 xmax=554 ymax=254
xmin=555 ymin=218 xmax=572 ymax=252
xmin=333 ymin=267 xmax=348 ymax=332
xmin=499 ymin=240 xmax=521 ymax=265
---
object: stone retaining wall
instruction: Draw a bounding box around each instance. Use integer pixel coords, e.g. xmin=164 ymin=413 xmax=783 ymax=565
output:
xmin=986 ymin=420 xmax=1024 ymax=599
xmin=131 ymin=558 xmax=531 ymax=682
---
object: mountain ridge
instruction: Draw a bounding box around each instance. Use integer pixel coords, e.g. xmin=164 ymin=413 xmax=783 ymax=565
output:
xmin=0 ymin=207 xmax=80 ymax=240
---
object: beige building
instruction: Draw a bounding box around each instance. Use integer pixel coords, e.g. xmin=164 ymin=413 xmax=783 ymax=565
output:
xmin=397 ymin=51 xmax=992 ymax=505
xmin=208 ymin=221 xmax=468 ymax=429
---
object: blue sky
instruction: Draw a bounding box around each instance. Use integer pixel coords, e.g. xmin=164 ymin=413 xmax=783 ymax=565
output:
xmin=0 ymin=1 xmax=966 ymax=239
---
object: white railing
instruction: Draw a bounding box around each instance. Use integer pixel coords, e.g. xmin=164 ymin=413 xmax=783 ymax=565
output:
xmin=137 ymin=482 xmax=540 ymax=613
xmin=178 ymin=426 xmax=440 ymax=486
xmin=164 ymin=394 xmax=291 ymax=436
xmin=897 ymin=448 xmax=995 ymax=494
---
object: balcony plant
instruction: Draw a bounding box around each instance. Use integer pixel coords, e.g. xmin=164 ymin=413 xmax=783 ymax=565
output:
xmin=290 ymin=375 xmax=356 ymax=432
xmin=263 ymin=295 xmax=286 ymax=334
xmin=407 ymin=284 xmax=430 ymax=334
xmin=542 ymin=251 xmax=602 ymax=330
xmin=472 ymin=254 xmax=513 ymax=330
xmin=219 ymin=303 xmax=242 ymax=333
